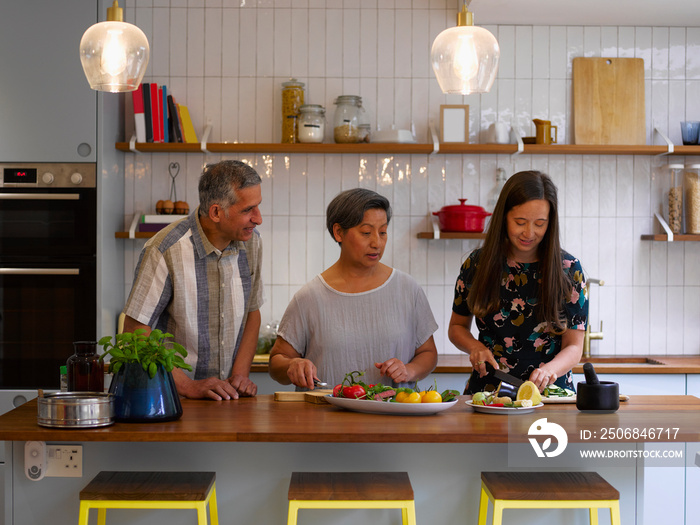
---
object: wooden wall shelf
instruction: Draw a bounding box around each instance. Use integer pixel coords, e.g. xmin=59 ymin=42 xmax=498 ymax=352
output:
xmin=417 ymin=232 xmax=486 ymax=240
xmin=640 ymin=234 xmax=700 ymax=241
xmin=115 ymin=232 xmax=156 ymax=239
xmin=115 ymin=142 xmax=700 ymax=156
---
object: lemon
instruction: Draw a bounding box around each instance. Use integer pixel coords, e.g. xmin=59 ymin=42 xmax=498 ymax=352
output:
xmin=516 ymin=381 xmax=542 ymax=405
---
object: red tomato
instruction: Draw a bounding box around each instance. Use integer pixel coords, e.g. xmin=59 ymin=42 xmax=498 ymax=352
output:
xmin=343 ymin=385 xmax=366 ymax=399
xmin=333 ymin=384 xmax=343 ymax=397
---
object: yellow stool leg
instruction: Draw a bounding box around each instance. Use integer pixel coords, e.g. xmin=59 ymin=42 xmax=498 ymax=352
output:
xmin=78 ymin=501 xmax=91 ymax=525
xmin=208 ymin=484 xmax=219 ymax=525
xmin=97 ymin=507 xmax=106 ymax=525
xmin=589 ymin=506 xmax=599 ymax=525
xmin=610 ymin=501 xmax=622 ymax=525
xmin=195 ymin=501 xmax=207 ymax=525
xmin=404 ymin=501 xmax=417 ymax=525
xmin=492 ymin=500 xmax=504 ymax=525
xmin=287 ymin=501 xmax=300 ymax=525
xmin=477 ymin=485 xmax=489 ymax=525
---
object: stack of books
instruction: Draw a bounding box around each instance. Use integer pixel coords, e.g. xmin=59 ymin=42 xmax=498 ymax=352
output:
xmin=131 ymin=84 xmax=198 ymax=144
xmin=138 ymin=214 xmax=189 ymax=232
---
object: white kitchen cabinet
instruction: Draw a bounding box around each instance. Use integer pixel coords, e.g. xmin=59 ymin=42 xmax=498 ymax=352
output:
xmin=0 ymin=1 xmax=97 ymax=162
xmin=572 ymin=374 xmax=687 ymax=525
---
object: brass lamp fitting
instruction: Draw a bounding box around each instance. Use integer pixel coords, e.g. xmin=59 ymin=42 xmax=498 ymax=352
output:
xmin=106 ymin=0 xmax=123 ymax=22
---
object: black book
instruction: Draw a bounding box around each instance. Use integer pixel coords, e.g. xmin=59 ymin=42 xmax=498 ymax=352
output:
xmin=142 ymin=82 xmax=153 ymax=143
xmin=167 ymin=94 xmax=183 ymax=143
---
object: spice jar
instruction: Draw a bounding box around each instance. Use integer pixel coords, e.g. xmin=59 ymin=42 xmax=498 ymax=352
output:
xmin=281 ymin=79 xmax=305 ymax=143
xmin=333 ymin=95 xmax=362 ymax=143
xmin=67 ymin=341 xmax=104 ymax=392
xmin=666 ymin=163 xmax=684 ymax=234
xmin=685 ymin=164 xmax=700 ymax=234
xmin=297 ymin=104 xmax=325 ymax=143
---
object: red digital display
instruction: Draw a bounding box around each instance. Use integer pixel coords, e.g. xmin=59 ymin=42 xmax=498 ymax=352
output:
xmin=4 ymin=168 xmax=37 ymax=184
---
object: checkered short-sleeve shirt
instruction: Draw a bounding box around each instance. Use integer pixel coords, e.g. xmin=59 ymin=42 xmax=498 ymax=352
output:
xmin=123 ymin=210 xmax=264 ymax=380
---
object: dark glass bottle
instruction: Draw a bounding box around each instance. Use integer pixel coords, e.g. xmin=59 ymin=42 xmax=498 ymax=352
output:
xmin=67 ymin=341 xmax=104 ymax=392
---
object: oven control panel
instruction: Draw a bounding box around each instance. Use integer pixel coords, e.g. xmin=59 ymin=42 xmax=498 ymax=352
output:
xmin=0 ymin=163 xmax=96 ymax=188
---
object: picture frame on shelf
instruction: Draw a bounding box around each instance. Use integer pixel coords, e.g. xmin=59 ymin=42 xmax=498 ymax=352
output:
xmin=440 ymin=104 xmax=469 ymax=143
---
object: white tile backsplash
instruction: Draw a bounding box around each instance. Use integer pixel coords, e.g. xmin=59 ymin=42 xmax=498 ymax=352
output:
xmin=123 ymin=3 xmax=700 ymax=356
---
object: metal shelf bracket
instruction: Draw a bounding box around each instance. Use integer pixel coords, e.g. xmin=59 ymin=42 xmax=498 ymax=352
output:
xmin=200 ymin=119 xmax=213 ymax=153
xmin=128 ymin=212 xmax=142 ymax=240
xmin=512 ymin=130 xmax=524 ymax=157
xmin=654 ymin=127 xmax=674 ymax=156
xmin=654 ymin=212 xmax=674 ymax=241
xmin=129 ymin=133 xmax=139 ymax=154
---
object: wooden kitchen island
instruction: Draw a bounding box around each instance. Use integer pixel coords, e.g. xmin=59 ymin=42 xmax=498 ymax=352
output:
xmin=1 ymin=395 xmax=699 ymax=525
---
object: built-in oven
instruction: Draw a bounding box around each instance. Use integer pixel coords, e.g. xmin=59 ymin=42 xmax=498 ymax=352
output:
xmin=0 ymin=163 xmax=97 ymax=390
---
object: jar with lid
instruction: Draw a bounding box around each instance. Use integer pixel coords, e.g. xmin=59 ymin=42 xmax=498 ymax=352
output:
xmin=357 ymin=98 xmax=371 ymax=143
xmin=685 ymin=164 xmax=700 ymax=234
xmin=297 ymin=105 xmax=325 ymax=143
xmin=281 ymin=79 xmax=305 ymax=143
xmin=67 ymin=341 xmax=104 ymax=392
xmin=333 ymin=95 xmax=362 ymax=143
xmin=666 ymin=163 xmax=684 ymax=234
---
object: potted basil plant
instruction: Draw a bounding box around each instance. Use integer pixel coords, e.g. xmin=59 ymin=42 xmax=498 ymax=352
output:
xmin=99 ymin=328 xmax=193 ymax=422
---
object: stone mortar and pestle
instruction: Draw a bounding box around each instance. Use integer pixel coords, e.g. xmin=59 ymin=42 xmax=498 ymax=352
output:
xmin=576 ymin=362 xmax=620 ymax=413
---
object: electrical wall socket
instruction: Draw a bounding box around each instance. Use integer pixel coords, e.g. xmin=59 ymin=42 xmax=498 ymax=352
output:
xmin=45 ymin=445 xmax=83 ymax=478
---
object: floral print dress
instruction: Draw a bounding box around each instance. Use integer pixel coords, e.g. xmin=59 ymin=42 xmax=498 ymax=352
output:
xmin=453 ymin=249 xmax=588 ymax=394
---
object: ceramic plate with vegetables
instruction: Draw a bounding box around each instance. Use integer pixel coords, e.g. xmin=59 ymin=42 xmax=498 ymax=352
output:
xmin=466 ymin=380 xmax=544 ymax=414
xmin=324 ymin=371 xmax=460 ymax=415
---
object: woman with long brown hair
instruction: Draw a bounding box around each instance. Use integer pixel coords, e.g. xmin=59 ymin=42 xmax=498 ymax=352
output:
xmin=448 ymin=170 xmax=588 ymax=394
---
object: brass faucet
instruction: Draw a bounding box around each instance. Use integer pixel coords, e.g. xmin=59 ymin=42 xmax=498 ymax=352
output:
xmin=582 ymin=279 xmax=604 ymax=358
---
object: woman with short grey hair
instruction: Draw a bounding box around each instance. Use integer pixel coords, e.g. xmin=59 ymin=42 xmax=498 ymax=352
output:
xmin=269 ymin=188 xmax=438 ymax=390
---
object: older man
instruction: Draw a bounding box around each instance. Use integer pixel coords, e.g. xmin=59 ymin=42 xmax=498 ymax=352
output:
xmin=123 ymin=160 xmax=264 ymax=400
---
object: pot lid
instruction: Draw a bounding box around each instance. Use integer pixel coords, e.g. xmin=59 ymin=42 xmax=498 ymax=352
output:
xmin=438 ymin=198 xmax=489 ymax=214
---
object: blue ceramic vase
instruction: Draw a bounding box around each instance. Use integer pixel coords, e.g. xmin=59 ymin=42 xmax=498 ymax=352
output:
xmin=109 ymin=362 xmax=183 ymax=422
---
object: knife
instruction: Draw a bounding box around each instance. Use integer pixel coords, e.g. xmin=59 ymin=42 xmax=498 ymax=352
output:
xmin=492 ymin=369 xmax=525 ymax=388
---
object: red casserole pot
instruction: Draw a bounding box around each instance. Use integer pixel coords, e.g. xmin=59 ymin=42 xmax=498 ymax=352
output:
xmin=433 ymin=199 xmax=491 ymax=233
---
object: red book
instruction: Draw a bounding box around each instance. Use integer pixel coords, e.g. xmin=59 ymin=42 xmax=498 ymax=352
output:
xmin=131 ymin=88 xmax=146 ymax=143
xmin=150 ymin=83 xmax=161 ymax=143
xmin=157 ymin=86 xmax=164 ymax=143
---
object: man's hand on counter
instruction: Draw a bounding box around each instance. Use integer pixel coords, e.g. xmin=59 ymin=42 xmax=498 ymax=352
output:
xmin=172 ymin=368 xmax=256 ymax=401
xmin=228 ymin=374 xmax=257 ymax=397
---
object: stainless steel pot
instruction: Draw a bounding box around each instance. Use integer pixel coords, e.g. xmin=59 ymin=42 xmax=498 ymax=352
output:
xmin=37 ymin=391 xmax=115 ymax=428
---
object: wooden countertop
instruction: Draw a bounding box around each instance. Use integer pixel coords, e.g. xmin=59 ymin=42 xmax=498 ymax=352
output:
xmin=251 ymin=355 xmax=700 ymax=375
xmin=1 ymin=395 xmax=698 ymax=444
xmin=434 ymin=355 xmax=700 ymax=374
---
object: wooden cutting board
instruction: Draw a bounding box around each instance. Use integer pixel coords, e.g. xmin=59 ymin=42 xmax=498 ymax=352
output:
xmin=573 ymin=57 xmax=645 ymax=145
xmin=542 ymin=394 xmax=630 ymax=404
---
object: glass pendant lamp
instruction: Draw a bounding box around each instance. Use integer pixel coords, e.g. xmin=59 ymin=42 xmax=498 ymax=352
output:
xmin=79 ymin=0 xmax=149 ymax=93
xmin=431 ymin=0 xmax=500 ymax=95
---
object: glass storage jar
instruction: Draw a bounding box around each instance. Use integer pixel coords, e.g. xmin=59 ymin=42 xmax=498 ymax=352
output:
xmin=67 ymin=341 xmax=104 ymax=392
xmin=297 ymin=104 xmax=325 ymax=143
xmin=333 ymin=95 xmax=362 ymax=143
xmin=281 ymin=79 xmax=305 ymax=143
xmin=357 ymin=98 xmax=370 ymax=143
xmin=686 ymin=164 xmax=700 ymax=234
xmin=666 ymin=163 xmax=684 ymax=234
